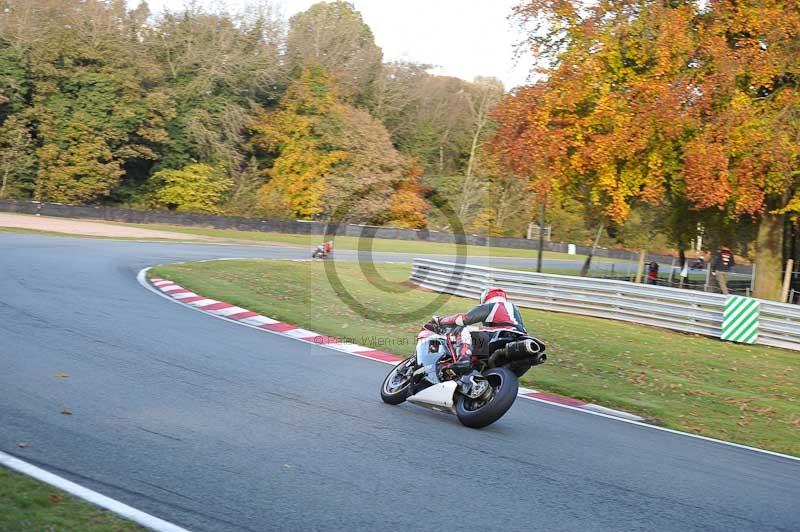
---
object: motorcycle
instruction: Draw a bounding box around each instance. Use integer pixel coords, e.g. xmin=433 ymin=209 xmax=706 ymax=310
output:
xmin=311 ymin=246 xmax=331 ymax=259
xmin=380 ymin=324 xmax=546 ymax=428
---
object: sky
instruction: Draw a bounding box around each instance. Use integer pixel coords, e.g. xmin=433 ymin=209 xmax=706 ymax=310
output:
xmin=134 ymin=0 xmax=535 ymax=90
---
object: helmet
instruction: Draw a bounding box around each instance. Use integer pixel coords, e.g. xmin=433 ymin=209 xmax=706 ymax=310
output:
xmin=480 ymin=287 xmax=507 ymax=304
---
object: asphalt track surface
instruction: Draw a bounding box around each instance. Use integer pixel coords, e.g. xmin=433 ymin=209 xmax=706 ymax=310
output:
xmin=1 ymin=233 xmax=798 ymax=532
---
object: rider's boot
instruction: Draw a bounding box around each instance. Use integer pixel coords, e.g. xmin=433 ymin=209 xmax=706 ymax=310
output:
xmin=449 ymin=342 xmax=474 ymax=375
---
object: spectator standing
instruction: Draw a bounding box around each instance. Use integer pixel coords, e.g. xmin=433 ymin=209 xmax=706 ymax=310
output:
xmin=647 ymin=261 xmax=659 ymax=285
xmin=712 ymin=246 xmax=735 ymax=295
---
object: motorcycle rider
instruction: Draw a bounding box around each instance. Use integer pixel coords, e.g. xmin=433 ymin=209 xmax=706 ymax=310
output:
xmin=313 ymin=240 xmax=334 ymax=258
xmin=426 ymin=287 xmax=526 ymax=374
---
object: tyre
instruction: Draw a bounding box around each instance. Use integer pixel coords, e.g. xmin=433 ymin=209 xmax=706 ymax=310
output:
xmin=455 ymin=367 xmax=519 ymax=428
xmin=380 ymin=356 xmax=416 ymax=405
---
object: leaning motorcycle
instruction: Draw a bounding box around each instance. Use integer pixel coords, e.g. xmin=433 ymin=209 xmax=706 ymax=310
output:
xmin=380 ymin=324 xmax=546 ymax=428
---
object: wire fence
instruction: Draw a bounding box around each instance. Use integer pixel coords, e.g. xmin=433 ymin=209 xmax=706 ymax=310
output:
xmin=578 ymin=259 xmax=800 ymax=303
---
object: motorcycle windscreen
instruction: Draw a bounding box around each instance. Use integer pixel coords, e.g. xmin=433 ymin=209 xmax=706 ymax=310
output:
xmin=416 ymin=338 xmax=445 ymax=384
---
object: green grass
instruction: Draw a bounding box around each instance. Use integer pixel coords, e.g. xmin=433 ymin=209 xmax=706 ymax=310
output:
xmin=117 ymin=221 xmax=625 ymax=261
xmin=151 ymin=259 xmax=800 ymax=457
xmin=0 ymin=466 xmax=142 ymax=531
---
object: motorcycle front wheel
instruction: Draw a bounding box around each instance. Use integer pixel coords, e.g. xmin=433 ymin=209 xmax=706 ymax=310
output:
xmin=455 ymin=367 xmax=519 ymax=428
xmin=380 ymin=356 xmax=416 ymax=405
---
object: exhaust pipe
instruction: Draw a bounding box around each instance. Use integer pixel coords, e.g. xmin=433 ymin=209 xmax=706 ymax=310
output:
xmin=490 ymin=339 xmax=547 ymax=367
xmin=506 ymin=339 xmax=543 ymax=360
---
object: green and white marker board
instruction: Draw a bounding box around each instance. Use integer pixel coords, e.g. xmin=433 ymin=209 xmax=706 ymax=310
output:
xmin=721 ymin=295 xmax=760 ymax=344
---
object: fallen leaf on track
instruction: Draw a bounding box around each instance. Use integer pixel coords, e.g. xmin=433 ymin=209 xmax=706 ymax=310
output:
xmin=18 ymin=442 xmax=28 ymax=448
xmin=54 ymin=372 xmax=69 ymax=379
xmin=61 ymin=407 xmax=72 ymax=415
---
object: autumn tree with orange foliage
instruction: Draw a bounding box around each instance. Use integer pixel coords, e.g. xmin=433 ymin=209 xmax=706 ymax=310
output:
xmin=495 ymin=0 xmax=800 ymax=300
xmin=390 ymin=164 xmax=429 ymax=229
xmin=682 ymin=0 xmax=800 ymax=299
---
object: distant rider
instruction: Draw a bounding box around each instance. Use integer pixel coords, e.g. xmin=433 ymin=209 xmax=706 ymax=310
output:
xmin=426 ymin=287 xmax=526 ymax=374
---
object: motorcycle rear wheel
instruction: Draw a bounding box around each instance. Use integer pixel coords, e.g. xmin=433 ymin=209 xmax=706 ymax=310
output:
xmin=455 ymin=367 xmax=518 ymax=428
xmin=380 ymin=356 xmax=416 ymax=405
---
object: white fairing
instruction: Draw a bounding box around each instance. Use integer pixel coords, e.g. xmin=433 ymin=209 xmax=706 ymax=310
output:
xmin=407 ymin=381 xmax=458 ymax=413
xmin=416 ymin=335 xmax=446 ymax=383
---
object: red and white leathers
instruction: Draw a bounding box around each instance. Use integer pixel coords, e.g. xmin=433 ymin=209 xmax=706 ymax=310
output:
xmin=436 ymin=288 xmax=526 ymax=362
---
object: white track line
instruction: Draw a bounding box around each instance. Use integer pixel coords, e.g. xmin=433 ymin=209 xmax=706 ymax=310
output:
xmin=0 ymin=451 xmax=190 ymax=532
xmin=518 ymin=396 xmax=800 ymax=462
xmin=137 ymin=267 xmax=800 ymax=463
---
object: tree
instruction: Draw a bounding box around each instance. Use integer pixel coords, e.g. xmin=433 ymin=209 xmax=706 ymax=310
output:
xmin=494 ymin=1 xmax=705 ymax=267
xmin=458 ymin=76 xmax=504 ymax=220
xmin=502 ymin=1 xmax=800 ymax=299
xmin=149 ymin=163 xmax=232 ymax=214
xmin=678 ymin=1 xmax=800 ymax=299
xmin=390 ymin=164 xmax=429 ymax=228
xmin=146 ymin=4 xmax=283 ymax=197
xmin=1 ymin=0 xmax=170 ymax=203
xmin=251 ymin=67 xmax=346 ymax=219
xmin=252 ymin=66 xmax=410 ymax=222
xmin=370 ymin=61 xmax=430 ymax=132
xmin=0 ymin=35 xmax=28 ymax=123
xmin=319 ymin=104 xmax=409 ymax=222
xmin=285 ymin=1 xmax=382 ymax=106
xmin=0 ymin=115 xmax=34 ymax=198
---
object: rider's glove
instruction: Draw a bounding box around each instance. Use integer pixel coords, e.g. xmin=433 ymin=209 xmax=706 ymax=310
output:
xmin=424 ymin=315 xmax=442 ymax=333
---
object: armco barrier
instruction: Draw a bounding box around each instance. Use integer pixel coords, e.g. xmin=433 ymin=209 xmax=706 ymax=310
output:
xmin=409 ymin=258 xmax=800 ymax=352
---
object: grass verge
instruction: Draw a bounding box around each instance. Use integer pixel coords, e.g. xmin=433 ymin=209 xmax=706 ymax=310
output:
xmin=117 ymin=221 xmax=625 ymax=261
xmin=0 ymin=465 xmax=142 ymax=531
xmin=151 ymin=259 xmax=800 ymax=457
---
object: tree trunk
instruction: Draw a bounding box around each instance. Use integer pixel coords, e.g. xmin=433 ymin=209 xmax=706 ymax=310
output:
xmin=753 ymin=211 xmax=784 ymax=301
xmin=635 ymin=249 xmax=646 ymax=284
xmin=0 ymin=169 xmax=9 ymax=199
xmin=458 ymin=125 xmax=482 ymax=219
xmin=536 ymin=194 xmax=547 ymax=273
xmin=580 ymin=223 xmax=604 ymax=277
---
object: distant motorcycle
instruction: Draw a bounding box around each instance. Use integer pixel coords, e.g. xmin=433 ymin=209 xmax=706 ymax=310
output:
xmin=380 ymin=324 xmax=546 ymax=428
xmin=312 ymin=241 xmax=333 ymax=259
xmin=311 ymin=246 xmax=329 ymax=259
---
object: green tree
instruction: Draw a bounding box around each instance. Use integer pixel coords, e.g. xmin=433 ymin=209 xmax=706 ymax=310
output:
xmin=150 ymin=163 xmax=232 ymax=214
xmin=0 ymin=36 xmax=28 ymax=122
xmin=0 ymin=115 xmax=34 ymax=198
xmin=1 ymin=0 xmax=170 ymax=203
xmin=148 ymin=5 xmax=283 ymax=182
xmin=285 ymin=1 xmax=382 ymax=106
